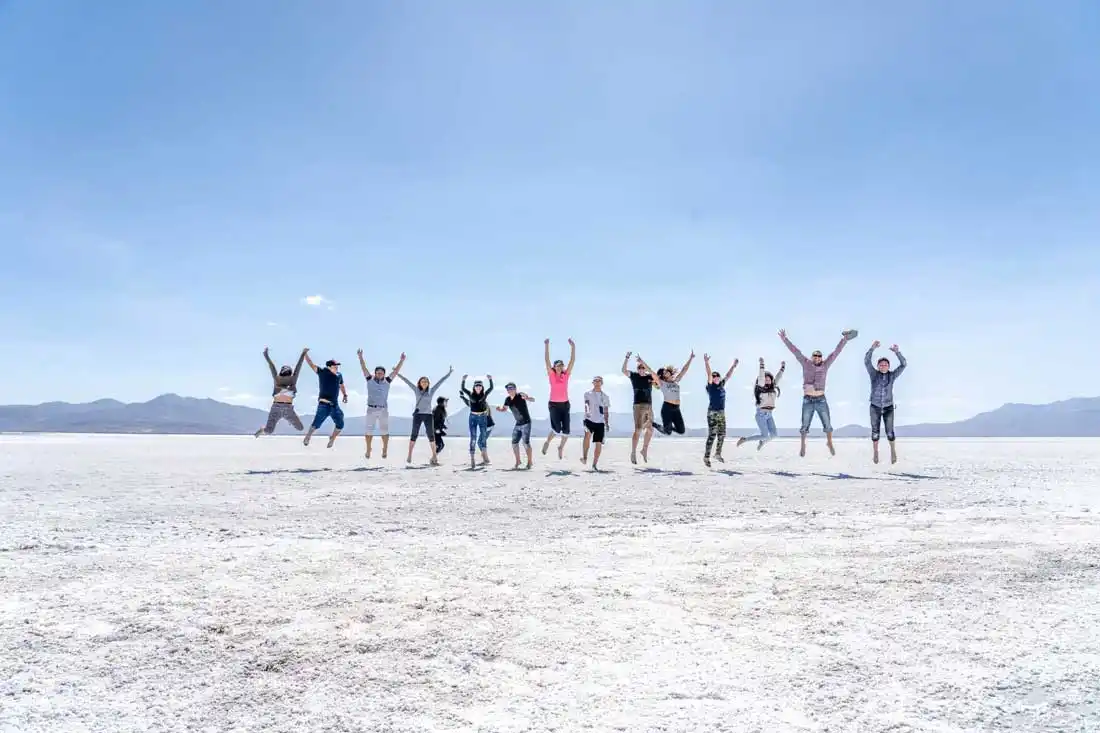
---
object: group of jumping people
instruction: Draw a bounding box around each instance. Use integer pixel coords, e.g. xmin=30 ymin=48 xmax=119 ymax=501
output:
xmin=255 ymin=330 xmax=908 ymax=469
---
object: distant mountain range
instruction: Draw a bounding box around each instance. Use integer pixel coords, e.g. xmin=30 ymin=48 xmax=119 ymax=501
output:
xmin=3 ymin=394 xmax=1100 ymax=437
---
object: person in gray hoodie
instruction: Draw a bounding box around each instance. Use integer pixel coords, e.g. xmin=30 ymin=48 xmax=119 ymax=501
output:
xmin=866 ymin=340 xmax=907 ymax=464
xmin=254 ymin=347 xmax=307 ymax=437
xmin=397 ymin=367 xmax=453 ymax=466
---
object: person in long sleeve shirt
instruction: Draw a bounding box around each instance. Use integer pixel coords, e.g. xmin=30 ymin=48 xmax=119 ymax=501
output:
xmin=397 ymin=367 xmax=453 ymax=465
xmin=254 ymin=347 xmax=307 ymax=437
xmin=736 ymin=358 xmax=786 ymax=451
xmin=779 ymin=328 xmax=857 ymax=457
xmin=866 ymin=341 xmax=907 ymax=464
xmin=460 ymin=375 xmax=494 ymax=467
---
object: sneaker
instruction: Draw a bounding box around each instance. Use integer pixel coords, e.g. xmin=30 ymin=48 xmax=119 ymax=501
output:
xmin=703 ymin=457 xmax=711 ymax=468
xmin=715 ymin=454 xmax=725 ymax=463
xmin=736 ymin=437 xmax=747 ymax=448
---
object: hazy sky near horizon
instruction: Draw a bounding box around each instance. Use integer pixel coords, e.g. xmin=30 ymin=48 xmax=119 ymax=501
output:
xmin=2 ymin=0 xmax=1098 ymax=428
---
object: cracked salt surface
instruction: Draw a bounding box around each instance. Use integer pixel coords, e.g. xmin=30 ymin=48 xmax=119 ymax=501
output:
xmin=1 ymin=435 xmax=1098 ymax=732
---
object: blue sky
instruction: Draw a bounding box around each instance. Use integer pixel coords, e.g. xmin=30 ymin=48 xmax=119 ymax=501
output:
xmin=2 ymin=0 xmax=1098 ymax=428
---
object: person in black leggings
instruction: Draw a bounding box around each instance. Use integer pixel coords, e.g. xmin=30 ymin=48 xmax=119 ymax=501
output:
xmin=542 ymin=337 xmax=576 ymax=459
xmin=653 ymin=351 xmax=695 ymax=436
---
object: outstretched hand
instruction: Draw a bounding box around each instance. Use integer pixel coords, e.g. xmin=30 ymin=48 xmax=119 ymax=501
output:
xmin=780 ymin=360 xmax=786 ymax=368
xmin=733 ymin=358 xmax=739 ymax=367
xmin=263 ymin=347 xmax=269 ymax=355
xmin=689 ymin=350 xmax=695 ymax=358
xmin=568 ymin=338 xmax=575 ymax=346
xmin=357 ymin=348 xmax=364 ymax=357
xmin=758 ymin=357 xmax=764 ymax=365
xmin=400 ymin=352 xmax=406 ymax=360
xmin=778 ymin=329 xmax=786 ymax=338
xmin=625 ymin=351 xmax=632 ymax=359
xmin=487 ymin=374 xmax=493 ymax=380
xmin=544 ymin=338 xmax=550 ymax=345
xmin=872 ymin=340 xmax=881 ymax=349
xmin=891 ymin=344 xmax=899 ymax=352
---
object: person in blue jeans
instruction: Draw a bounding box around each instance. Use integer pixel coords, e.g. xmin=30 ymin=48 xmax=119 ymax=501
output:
xmin=737 ymin=358 xmax=785 ymax=450
xmin=779 ymin=328 xmax=857 ymax=457
xmin=301 ymin=351 xmax=348 ymax=448
xmin=866 ymin=340 xmax=907 ymax=464
xmin=497 ymin=382 xmax=536 ymax=469
xmin=460 ymin=375 xmax=494 ymax=468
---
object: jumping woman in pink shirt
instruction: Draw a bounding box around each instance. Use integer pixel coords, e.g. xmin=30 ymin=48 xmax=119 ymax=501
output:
xmin=542 ymin=337 xmax=576 ymax=459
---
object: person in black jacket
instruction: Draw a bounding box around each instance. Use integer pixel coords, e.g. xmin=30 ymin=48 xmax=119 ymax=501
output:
xmin=432 ymin=397 xmax=448 ymax=453
xmin=461 ymin=375 xmax=494 ymax=468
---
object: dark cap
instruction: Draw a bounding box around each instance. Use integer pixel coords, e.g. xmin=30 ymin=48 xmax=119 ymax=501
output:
xmin=811 ymin=350 xmax=823 ymax=357
xmin=505 ymin=382 xmax=517 ymax=390
xmin=325 ymin=359 xmax=340 ymax=367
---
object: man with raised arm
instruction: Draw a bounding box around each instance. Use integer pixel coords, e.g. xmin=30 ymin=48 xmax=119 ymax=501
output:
xmin=542 ymin=337 xmax=576 ymax=459
xmin=621 ymin=351 xmax=659 ymax=464
xmin=779 ymin=328 xmax=857 ymax=457
xmin=302 ymin=350 xmax=349 ymax=448
xmin=358 ymin=349 xmax=406 ymax=460
xmin=866 ymin=340 xmax=907 ymax=465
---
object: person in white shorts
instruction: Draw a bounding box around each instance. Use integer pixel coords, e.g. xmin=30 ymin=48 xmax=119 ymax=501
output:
xmin=357 ymin=349 xmax=406 ymax=459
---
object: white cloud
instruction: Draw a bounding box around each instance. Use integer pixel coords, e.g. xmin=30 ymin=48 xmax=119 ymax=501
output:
xmin=266 ymin=321 xmax=279 ymax=327
xmin=300 ymin=295 xmax=336 ymax=310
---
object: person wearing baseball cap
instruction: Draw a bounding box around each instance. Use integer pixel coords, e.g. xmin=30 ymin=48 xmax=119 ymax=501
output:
xmin=777 ymin=328 xmax=858 ymax=457
xmin=496 ymin=382 xmax=536 ymax=469
xmin=301 ymin=350 xmax=348 ymax=448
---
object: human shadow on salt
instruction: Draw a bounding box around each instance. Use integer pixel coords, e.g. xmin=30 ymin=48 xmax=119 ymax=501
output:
xmin=635 ymin=468 xmax=695 ymax=476
xmin=812 ymin=472 xmax=871 ymax=481
xmin=405 ymin=465 xmax=432 ymax=471
xmin=715 ymin=469 xmax=743 ymax=477
xmin=244 ymin=468 xmax=331 ymax=475
xmin=546 ymin=470 xmax=575 ymax=477
xmin=770 ymin=470 xmax=800 ymax=478
xmin=345 ymin=467 xmax=384 ymax=473
xmin=888 ymin=472 xmax=940 ymax=480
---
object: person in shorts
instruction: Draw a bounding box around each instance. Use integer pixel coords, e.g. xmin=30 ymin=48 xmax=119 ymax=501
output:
xmin=621 ymin=351 xmax=658 ymax=464
xmin=541 ymin=337 xmax=576 ymax=459
xmin=581 ymin=376 xmax=611 ymax=471
xmin=302 ymin=354 xmax=348 ymax=448
xmin=357 ymin=349 xmax=406 ymax=460
xmin=497 ymin=382 xmax=536 ymax=469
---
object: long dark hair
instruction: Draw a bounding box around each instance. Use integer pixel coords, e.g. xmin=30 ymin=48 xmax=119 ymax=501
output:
xmin=754 ymin=371 xmax=780 ymax=405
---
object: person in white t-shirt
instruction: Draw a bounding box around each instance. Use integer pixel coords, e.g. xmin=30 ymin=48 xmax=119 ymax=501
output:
xmin=582 ymin=377 xmax=611 ymax=471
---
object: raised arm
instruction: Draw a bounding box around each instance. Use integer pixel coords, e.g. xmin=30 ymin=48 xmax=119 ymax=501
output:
xmin=396 ymin=373 xmax=415 ymax=390
xmin=865 ymin=341 xmax=879 ymax=377
xmin=823 ymin=333 xmax=849 ymax=368
xmin=358 ymin=349 xmax=369 ymax=379
xmin=621 ymin=351 xmax=632 ymax=378
xmin=892 ymin=346 xmax=907 ymax=377
xmin=485 ymin=376 xmax=494 ymax=396
xmin=703 ymin=354 xmax=712 ymax=377
xmin=390 ymin=352 xmax=406 ymax=379
xmin=263 ymin=348 xmax=277 ymax=379
xmin=460 ymin=376 xmax=471 ymax=396
xmin=292 ymin=349 xmax=306 ymax=380
xmin=544 ymin=339 xmax=553 ymax=373
xmin=775 ymin=362 xmax=786 ymax=384
xmin=636 ymin=356 xmax=661 ymax=386
xmin=565 ymin=338 xmax=576 ymax=375
xmin=674 ymin=351 xmax=695 ymax=383
xmin=428 ymin=368 xmax=453 ymax=396
xmin=724 ymin=359 xmax=739 ymax=382
xmin=303 ymin=350 xmax=318 ymax=373
xmin=778 ymin=330 xmax=808 ymax=365
xmin=756 ymin=358 xmax=767 ymax=387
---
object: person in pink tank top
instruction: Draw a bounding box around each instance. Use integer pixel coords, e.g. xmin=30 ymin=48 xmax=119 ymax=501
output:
xmin=541 ymin=337 xmax=576 ymax=459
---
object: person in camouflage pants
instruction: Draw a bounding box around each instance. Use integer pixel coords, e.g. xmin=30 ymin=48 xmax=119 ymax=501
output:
xmin=703 ymin=354 xmax=739 ymax=467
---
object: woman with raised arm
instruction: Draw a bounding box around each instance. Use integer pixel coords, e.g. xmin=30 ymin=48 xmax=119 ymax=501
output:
xmin=779 ymin=328 xmax=857 ymax=457
xmin=541 ymin=338 xmax=576 ymax=459
xmin=396 ymin=366 xmax=453 ymax=466
xmin=702 ymin=353 xmax=739 ymax=467
xmin=652 ymin=351 xmax=695 ymax=437
xmin=460 ymin=374 xmax=495 ymax=468
xmin=737 ymin=358 xmax=786 ymax=450
xmin=866 ymin=340 xmax=907 ymax=464
xmin=254 ymin=347 xmax=307 ymax=437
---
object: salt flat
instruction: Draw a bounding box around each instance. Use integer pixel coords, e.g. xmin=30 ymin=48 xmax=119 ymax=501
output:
xmin=1 ymin=435 xmax=1098 ymax=733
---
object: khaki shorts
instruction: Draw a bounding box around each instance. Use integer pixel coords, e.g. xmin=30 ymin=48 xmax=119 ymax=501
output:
xmin=632 ymin=404 xmax=653 ymax=430
xmin=365 ymin=406 xmax=390 ymax=435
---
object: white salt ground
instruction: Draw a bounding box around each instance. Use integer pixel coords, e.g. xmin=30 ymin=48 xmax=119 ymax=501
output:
xmin=1 ymin=435 xmax=1098 ymax=733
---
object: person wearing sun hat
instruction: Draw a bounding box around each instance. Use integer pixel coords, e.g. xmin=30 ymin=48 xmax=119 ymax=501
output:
xmin=301 ymin=351 xmax=348 ymax=448
xmin=778 ymin=328 xmax=858 ymax=457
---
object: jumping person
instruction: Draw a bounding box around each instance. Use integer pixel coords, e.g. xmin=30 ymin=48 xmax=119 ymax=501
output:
xmin=397 ymin=367 xmax=453 ymax=466
xmin=581 ymin=376 xmax=611 ymax=471
xmin=779 ymin=328 xmax=857 ymax=457
xmin=622 ymin=351 xmax=659 ymax=464
xmin=255 ymin=346 xmax=307 ymax=437
xmin=460 ymin=375 xmax=494 ymax=468
xmin=357 ymin=349 xmax=406 ymax=460
xmin=302 ymin=352 xmax=348 ymax=448
xmin=652 ymin=351 xmax=695 ymax=436
xmin=737 ymin=358 xmax=786 ymax=450
xmin=866 ymin=340 xmax=907 ymax=464
xmin=497 ymin=382 xmax=536 ymax=469
xmin=702 ymin=354 xmax=739 ymax=467
xmin=542 ymin=338 xmax=576 ymax=459
xmin=433 ymin=397 xmax=449 ymax=454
